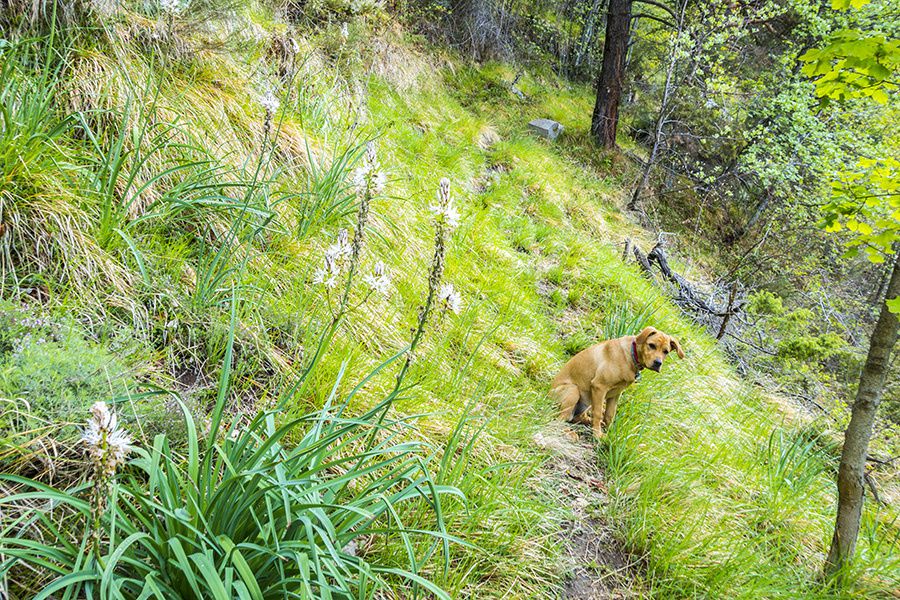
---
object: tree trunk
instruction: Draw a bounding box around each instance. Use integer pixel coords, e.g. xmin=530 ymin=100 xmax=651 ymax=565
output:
xmin=591 ymin=0 xmax=633 ymax=148
xmin=825 ymin=250 xmax=900 ymax=578
xmin=716 ymin=283 xmax=738 ymax=341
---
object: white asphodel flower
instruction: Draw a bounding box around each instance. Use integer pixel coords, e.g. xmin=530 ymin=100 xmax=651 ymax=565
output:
xmin=364 ymin=261 xmax=391 ymax=296
xmin=443 ymin=203 xmax=460 ymax=229
xmin=82 ymin=401 xmax=132 ymax=477
xmin=352 ymin=141 xmax=386 ymax=196
xmin=315 ymin=229 xmax=356 ymax=289
xmin=325 ymin=229 xmax=352 ymax=263
xmin=429 ymin=201 xmax=460 ymax=230
xmin=429 ymin=177 xmax=460 ymax=230
xmin=352 ymin=163 xmax=371 ymax=194
xmin=260 ymin=90 xmax=280 ymax=114
xmin=323 ymin=273 xmax=339 ymax=289
xmin=437 ymin=282 xmax=462 ymax=314
xmin=159 ymin=0 xmax=182 ymax=14
xmin=438 ymin=177 xmax=450 ymax=204
xmin=313 ymin=256 xmax=339 ymax=289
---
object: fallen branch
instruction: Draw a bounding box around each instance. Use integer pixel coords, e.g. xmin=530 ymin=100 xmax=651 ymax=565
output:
xmin=624 ymin=239 xmax=754 ymax=350
xmin=646 ymin=242 xmax=734 ymax=316
xmin=632 ymin=244 xmax=654 ymax=275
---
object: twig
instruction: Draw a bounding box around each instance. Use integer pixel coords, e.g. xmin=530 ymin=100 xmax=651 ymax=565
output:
xmin=864 ymin=473 xmax=888 ymax=506
xmin=867 ymin=454 xmax=898 ymax=466
xmin=724 ymin=331 xmax=779 ymax=356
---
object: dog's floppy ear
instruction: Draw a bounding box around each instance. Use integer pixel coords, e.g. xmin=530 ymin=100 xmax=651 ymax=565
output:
xmin=636 ymin=326 xmax=656 ymax=346
xmin=670 ymin=337 xmax=685 ymax=359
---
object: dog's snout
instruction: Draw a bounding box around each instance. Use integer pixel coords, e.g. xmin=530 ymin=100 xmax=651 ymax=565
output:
xmin=651 ymin=359 xmax=663 ymax=372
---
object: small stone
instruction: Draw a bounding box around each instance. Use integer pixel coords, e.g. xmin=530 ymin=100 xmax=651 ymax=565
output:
xmin=528 ymin=118 xmax=564 ymax=140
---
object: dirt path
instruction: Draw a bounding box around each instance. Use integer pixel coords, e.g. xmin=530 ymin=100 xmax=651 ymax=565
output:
xmin=534 ymin=424 xmax=646 ymax=599
xmin=472 ymin=132 xmax=646 ymax=597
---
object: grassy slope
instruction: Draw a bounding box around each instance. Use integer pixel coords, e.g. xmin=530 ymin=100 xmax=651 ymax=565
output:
xmin=432 ymin=61 xmax=900 ymax=597
xmin=3 ymin=9 xmax=899 ymax=598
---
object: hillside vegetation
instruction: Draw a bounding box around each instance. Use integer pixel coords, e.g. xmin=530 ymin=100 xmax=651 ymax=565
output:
xmin=1 ymin=3 xmax=898 ymax=599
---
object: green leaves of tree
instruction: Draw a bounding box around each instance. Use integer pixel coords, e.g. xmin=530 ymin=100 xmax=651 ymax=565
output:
xmin=801 ymin=0 xmax=899 ymax=312
xmin=830 ymin=0 xmax=871 ymax=10
xmin=799 ymin=29 xmax=900 ymax=103
xmin=822 ymin=157 xmax=900 ymax=262
xmin=822 ymin=157 xmax=900 ymax=312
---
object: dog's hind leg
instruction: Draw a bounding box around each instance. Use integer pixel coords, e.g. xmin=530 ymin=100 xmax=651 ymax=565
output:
xmin=553 ymin=383 xmax=582 ymax=422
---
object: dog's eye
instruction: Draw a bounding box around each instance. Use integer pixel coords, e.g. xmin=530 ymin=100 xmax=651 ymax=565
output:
xmin=649 ymin=343 xmax=656 ymax=350
xmin=664 ymin=349 xmax=669 ymax=355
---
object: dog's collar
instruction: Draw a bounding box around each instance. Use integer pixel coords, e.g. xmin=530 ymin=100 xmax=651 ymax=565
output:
xmin=631 ymin=340 xmax=643 ymax=374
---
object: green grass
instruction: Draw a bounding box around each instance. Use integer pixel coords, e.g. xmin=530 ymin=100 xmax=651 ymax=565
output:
xmin=0 ymin=5 xmax=898 ymax=599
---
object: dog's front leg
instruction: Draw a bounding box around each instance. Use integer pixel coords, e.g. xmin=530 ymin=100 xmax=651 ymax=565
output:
xmin=590 ymin=381 xmax=608 ymax=438
xmin=603 ymin=392 xmax=621 ymax=429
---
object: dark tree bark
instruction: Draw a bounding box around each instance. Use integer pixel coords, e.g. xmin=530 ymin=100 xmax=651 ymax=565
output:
xmin=632 ymin=243 xmax=653 ymax=274
xmin=825 ymin=250 xmax=900 ymax=577
xmin=591 ymin=0 xmax=633 ymax=148
xmin=716 ymin=283 xmax=738 ymax=340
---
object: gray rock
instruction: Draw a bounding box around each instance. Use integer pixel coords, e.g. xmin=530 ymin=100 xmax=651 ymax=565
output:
xmin=528 ymin=118 xmax=564 ymax=140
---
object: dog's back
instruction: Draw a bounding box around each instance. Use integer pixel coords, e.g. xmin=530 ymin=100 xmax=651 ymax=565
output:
xmin=552 ymin=343 xmax=604 ymax=390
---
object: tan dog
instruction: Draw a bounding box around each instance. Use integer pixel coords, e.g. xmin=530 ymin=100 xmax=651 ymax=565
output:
xmin=551 ymin=326 xmax=684 ymax=438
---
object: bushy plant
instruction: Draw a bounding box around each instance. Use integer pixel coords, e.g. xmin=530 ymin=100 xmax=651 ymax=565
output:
xmin=746 ymin=289 xmax=784 ymax=316
xmin=777 ymin=331 xmax=846 ymax=362
xmin=0 ymin=301 xmax=131 ymax=433
xmin=0 ymin=390 xmax=458 ymax=599
xmin=0 ymin=148 xmax=468 ymax=597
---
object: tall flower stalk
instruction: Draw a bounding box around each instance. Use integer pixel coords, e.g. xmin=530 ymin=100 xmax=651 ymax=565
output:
xmin=331 ymin=141 xmax=385 ymax=315
xmin=397 ymin=177 xmax=459 ymax=383
xmin=81 ymin=401 xmax=132 ymax=559
xmin=259 ymin=88 xmax=280 ymax=156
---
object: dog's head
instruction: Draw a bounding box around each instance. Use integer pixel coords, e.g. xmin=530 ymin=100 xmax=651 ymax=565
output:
xmin=635 ymin=326 xmax=684 ymax=372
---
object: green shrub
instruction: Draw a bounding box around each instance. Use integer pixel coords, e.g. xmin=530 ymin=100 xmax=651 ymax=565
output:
xmin=777 ymin=332 xmax=846 ymax=362
xmin=0 ymin=302 xmax=131 ymax=431
xmin=746 ymin=289 xmax=785 ymax=316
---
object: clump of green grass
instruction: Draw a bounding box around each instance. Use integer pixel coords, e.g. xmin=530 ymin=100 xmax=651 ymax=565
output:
xmin=0 ymin=40 xmax=121 ymax=296
xmin=1 ymin=361 xmax=460 ymax=599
